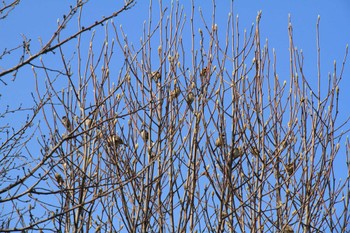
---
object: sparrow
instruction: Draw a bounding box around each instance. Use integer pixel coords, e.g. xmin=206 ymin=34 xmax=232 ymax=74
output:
xmin=200 ymin=67 xmax=208 ymax=77
xmin=286 ymin=162 xmax=295 ymax=176
xmin=140 ymin=129 xmax=149 ymax=141
xmin=96 ymin=127 xmax=103 ymax=139
xmin=226 ymin=147 xmax=243 ymax=168
xmin=107 ymin=134 xmax=126 ymax=149
xmin=186 ymin=91 xmax=195 ymax=104
xmin=232 ymin=147 xmax=243 ymax=159
xmin=171 ymin=86 xmax=181 ymax=99
xmin=215 ymin=136 xmax=224 ymax=147
xmin=55 ymin=173 xmax=64 ymax=186
xmin=251 ymin=147 xmax=260 ymax=157
xmin=62 ymin=116 xmax=71 ymax=131
xmin=150 ymin=71 xmax=161 ymax=81
xmin=85 ymin=118 xmax=93 ymax=128
xmin=282 ymin=224 xmax=294 ymax=233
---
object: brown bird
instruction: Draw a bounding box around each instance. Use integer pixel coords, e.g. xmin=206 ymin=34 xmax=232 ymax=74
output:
xmin=85 ymin=118 xmax=93 ymax=128
xmin=55 ymin=173 xmax=64 ymax=186
xmin=114 ymin=135 xmax=125 ymax=145
xmin=140 ymin=129 xmax=149 ymax=141
xmin=282 ymin=224 xmax=294 ymax=233
xmin=186 ymin=91 xmax=195 ymax=104
xmin=107 ymin=134 xmax=126 ymax=149
xmin=62 ymin=116 xmax=71 ymax=131
xmin=171 ymin=86 xmax=181 ymax=99
xmin=286 ymin=162 xmax=295 ymax=176
xmin=232 ymin=147 xmax=244 ymax=160
xmin=200 ymin=67 xmax=208 ymax=77
xmin=150 ymin=71 xmax=161 ymax=81
xmin=251 ymin=147 xmax=260 ymax=157
xmin=215 ymin=136 xmax=224 ymax=147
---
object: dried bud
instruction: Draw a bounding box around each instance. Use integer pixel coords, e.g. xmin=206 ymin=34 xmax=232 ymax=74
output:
xmin=125 ymin=73 xmax=131 ymax=82
xmin=74 ymin=115 xmax=79 ymax=122
xmin=96 ymin=128 xmax=103 ymax=139
xmin=168 ymin=55 xmax=174 ymax=62
xmin=251 ymin=147 xmax=259 ymax=156
xmin=85 ymin=118 xmax=93 ymax=128
xmin=158 ymin=45 xmax=162 ymax=56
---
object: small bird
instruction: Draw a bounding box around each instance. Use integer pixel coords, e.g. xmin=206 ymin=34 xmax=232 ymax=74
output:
xmin=96 ymin=127 xmax=103 ymax=139
xmin=108 ymin=134 xmax=126 ymax=149
xmin=62 ymin=116 xmax=71 ymax=131
xmin=171 ymin=86 xmax=181 ymax=99
xmin=282 ymin=224 xmax=294 ymax=233
xmin=85 ymin=118 xmax=93 ymax=128
xmin=150 ymin=71 xmax=161 ymax=81
xmin=232 ymin=147 xmax=244 ymax=159
xmin=55 ymin=173 xmax=64 ymax=186
xmin=186 ymin=91 xmax=195 ymax=104
xmin=226 ymin=147 xmax=243 ymax=169
xmin=215 ymin=136 xmax=224 ymax=147
xmin=140 ymin=129 xmax=149 ymax=141
xmin=200 ymin=67 xmax=208 ymax=77
xmin=286 ymin=162 xmax=295 ymax=176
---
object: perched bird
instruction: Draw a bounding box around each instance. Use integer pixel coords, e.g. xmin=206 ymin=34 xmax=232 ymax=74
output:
xmin=140 ymin=129 xmax=149 ymax=141
xmin=96 ymin=127 xmax=103 ymax=139
xmin=107 ymin=134 xmax=126 ymax=149
xmin=215 ymin=136 xmax=224 ymax=147
xmin=171 ymin=86 xmax=181 ymax=99
xmin=186 ymin=91 xmax=195 ymax=104
xmin=55 ymin=173 xmax=64 ymax=186
xmin=282 ymin=224 xmax=294 ymax=233
xmin=286 ymin=162 xmax=295 ymax=176
xmin=95 ymin=225 xmax=101 ymax=233
xmin=114 ymin=135 xmax=125 ymax=145
xmin=226 ymin=147 xmax=243 ymax=169
xmin=232 ymin=147 xmax=244 ymax=159
xmin=62 ymin=116 xmax=71 ymax=131
xmin=150 ymin=71 xmax=161 ymax=81
xmin=200 ymin=67 xmax=208 ymax=77
xmin=85 ymin=118 xmax=93 ymax=128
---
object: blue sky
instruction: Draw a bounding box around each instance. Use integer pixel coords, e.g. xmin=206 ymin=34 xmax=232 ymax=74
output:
xmin=1 ymin=0 xmax=349 ymax=110
xmin=1 ymin=0 xmax=350 ymax=231
xmin=2 ymin=0 xmax=349 ymax=158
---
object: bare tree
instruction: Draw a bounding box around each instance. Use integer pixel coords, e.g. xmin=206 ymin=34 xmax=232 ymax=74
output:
xmin=1 ymin=1 xmax=349 ymax=232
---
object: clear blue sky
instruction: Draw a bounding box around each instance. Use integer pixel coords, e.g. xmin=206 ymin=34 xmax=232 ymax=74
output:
xmin=1 ymin=0 xmax=349 ymax=112
xmin=1 ymin=1 xmax=349 ymax=230
xmin=2 ymin=0 xmax=349 ymax=160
